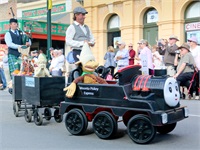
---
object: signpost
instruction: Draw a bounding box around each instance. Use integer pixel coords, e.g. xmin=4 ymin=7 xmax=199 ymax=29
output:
xmin=47 ymin=0 xmax=52 ymax=60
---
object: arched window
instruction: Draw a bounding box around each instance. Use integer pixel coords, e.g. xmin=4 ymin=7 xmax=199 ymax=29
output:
xmin=184 ymin=2 xmax=200 ymax=43
xmin=185 ymin=2 xmax=200 ymax=19
xmin=107 ymin=14 xmax=121 ymax=48
xmin=143 ymin=8 xmax=158 ymax=46
xmin=107 ymin=15 xmax=120 ymax=30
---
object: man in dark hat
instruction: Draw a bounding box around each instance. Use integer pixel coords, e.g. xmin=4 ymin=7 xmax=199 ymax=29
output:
xmin=65 ymin=7 xmax=95 ymax=62
xmin=4 ymin=18 xmax=31 ymax=77
xmin=158 ymin=35 xmax=179 ymax=76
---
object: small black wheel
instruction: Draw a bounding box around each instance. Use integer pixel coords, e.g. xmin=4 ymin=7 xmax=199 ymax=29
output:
xmin=13 ymin=102 xmax=19 ymax=117
xmin=127 ymin=114 xmax=156 ymax=144
xmin=34 ymin=111 xmax=43 ymax=126
xmin=44 ymin=108 xmax=52 ymax=121
xmin=65 ymin=109 xmax=88 ymax=135
xmin=24 ymin=109 xmax=33 ymax=123
xmin=17 ymin=101 xmax=21 ymax=109
xmin=157 ymin=123 xmax=177 ymax=134
xmin=93 ymin=111 xmax=117 ymax=139
xmin=54 ymin=109 xmax=63 ymax=123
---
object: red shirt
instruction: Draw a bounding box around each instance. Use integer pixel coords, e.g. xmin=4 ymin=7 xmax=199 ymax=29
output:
xmin=129 ymin=49 xmax=136 ymax=65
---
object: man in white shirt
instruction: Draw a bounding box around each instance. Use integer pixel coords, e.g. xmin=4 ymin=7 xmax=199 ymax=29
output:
xmin=188 ymin=36 xmax=200 ymax=100
xmin=65 ymin=7 xmax=95 ymax=62
xmin=4 ymin=18 xmax=31 ymax=76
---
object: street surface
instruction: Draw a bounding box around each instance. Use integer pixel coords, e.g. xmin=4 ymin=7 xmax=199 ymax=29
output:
xmin=0 ymin=90 xmax=200 ymax=150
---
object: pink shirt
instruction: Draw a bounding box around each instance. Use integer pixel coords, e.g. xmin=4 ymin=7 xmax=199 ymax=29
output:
xmin=139 ymin=46 xmax=153 ymax=69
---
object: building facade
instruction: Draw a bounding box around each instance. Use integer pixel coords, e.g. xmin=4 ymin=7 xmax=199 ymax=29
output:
xmin=80 ymin=0 xmax=200 ymax=65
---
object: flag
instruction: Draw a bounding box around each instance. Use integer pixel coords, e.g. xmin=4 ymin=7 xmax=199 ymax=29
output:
xmin=48 ymin=0 xmax=52 ymax=10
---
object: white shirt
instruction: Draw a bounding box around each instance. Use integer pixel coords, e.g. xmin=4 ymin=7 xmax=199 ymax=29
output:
xmin=57 ymin=54 xmax=65 ymax=69
xmin=65 ymin=21 xmax=95 ymax=48
xmin=49 ymin=57 xmax=60 ymax=71
xmin=190 ymin=46 xmax=200 ymax=70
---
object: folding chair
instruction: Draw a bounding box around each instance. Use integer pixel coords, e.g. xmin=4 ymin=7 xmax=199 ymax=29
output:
xmin=181 ymin=71 xmax=197 ymax=99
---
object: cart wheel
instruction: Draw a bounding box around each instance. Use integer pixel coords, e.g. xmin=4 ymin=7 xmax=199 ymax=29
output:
xmin=13 ymin=102 xmax=19 ymax=117
xmin=34 ymin=111 xmax=43 ymax=126
xmin=44 ymin=108 xmax=52 ymax=121
xmin=127 ymin=114 xmax=156 ymax=144
xmin=24 ymin=109 xmax=33 ymax=123
xmin=65 ymin=109 xmax=88 ymax=135
xmin=157 ymin=123 xmax=177 ymax=134
xmin=17 ymin=101 xmax=21 ymax=109
xmin=54 ymin=109 xmax=63 ymax=123
xmin=92 ymin=111 xmax=117 ymax=139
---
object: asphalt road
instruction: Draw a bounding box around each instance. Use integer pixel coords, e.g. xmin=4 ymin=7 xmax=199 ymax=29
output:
xmin=0 ymin=90 xmax=200 ymax=150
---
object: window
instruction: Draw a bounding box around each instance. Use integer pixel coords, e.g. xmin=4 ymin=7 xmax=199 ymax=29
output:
xmin=107 ymin=15 xmax=120 ymax=30
xmin=185 ymin=2 xmax=200 ymax=19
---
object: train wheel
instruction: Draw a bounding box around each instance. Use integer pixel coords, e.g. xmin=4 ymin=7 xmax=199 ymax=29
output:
xmin=65 ymin=109 xmax=88 ymax=135
xmin=44 ymin=108 xmax=52 ymax=121
xmin=127 ymin=115 xmax=156 ymax=144
xmin=92 ymin=111 xmax=117 ymax=139
xmin=17 ymin=101 xmax=21 ymax=109
xmin=54 ymin=109 xmax=63 ymax=123
xmin=24 ymin=109 xmax=32 ymax=123
xmin=13 ymin=102 xmax=19 ymax=117
xmin=157 ymin=123 xmax=177 ymax=134
xmin=34 ymin=111 xmax=43 ymax=126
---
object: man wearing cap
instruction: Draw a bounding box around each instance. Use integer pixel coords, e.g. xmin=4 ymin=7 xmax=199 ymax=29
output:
xmin=65 ymin=7 xmax=95 ymax=62
xmin=188 ymin=36 xmax=200 ymax=99
xmin=159 ymin=35 xmax=179 ymax=76
xmin=174 ymin=43 xmax=196 ymax=98
xmin=4 ymin=18 xmax=31 ymax=77
xmin=114 ymin=41 xmax=129 ymax=71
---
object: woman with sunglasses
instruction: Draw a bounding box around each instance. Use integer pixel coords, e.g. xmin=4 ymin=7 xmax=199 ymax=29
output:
xmin=188 ymin=36 xmax=200 ymax=100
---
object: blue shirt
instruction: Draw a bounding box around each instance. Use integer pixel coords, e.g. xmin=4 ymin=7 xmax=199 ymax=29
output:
xmin=114 ymin=49 xmax=129 ymax=67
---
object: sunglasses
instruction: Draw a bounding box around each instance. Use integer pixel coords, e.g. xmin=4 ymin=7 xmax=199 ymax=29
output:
xmin=188 ymin=40 xmax=192 ymax=42
xmin=129 ymin=46 xmax=133 ymax=47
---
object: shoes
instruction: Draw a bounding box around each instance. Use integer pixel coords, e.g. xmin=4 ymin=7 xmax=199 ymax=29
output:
xmin=195 ymin=96 xmax=199 ymax=100
xmin=188 ymin=94 xmax=192 ymax=100
xmin=0 ymin=87 xmax=7 ymax=90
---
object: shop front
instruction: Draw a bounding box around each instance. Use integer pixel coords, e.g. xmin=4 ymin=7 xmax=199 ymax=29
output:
xmin=0 ymin=19 xmax=69 ymax=54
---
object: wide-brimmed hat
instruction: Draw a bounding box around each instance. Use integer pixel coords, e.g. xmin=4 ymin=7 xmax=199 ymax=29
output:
xmin=9 ymin=18 xmax=18 ymax=24
xmin=73 ymin=7 xmax=88 ymax=14
xmin=169 ymin=35 xmax=179 ymax=41
xmin=137 ymin=39 xmax=148 ymax=45
xmin=178 ymin=43 xmax=190 ymax=51
xmin=188 ymin=36 xmax=198 ymax=44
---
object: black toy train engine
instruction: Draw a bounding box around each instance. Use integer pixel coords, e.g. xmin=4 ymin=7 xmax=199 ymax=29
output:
xmin=131 ymin=75 xmax=180 ymax=110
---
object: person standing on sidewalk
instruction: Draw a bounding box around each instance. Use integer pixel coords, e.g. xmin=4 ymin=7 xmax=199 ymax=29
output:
xmin=2 ymin=48 xmax=11 ymax=87
xmin=0 ymin=57 xmax=7 ymax=90
xmin=128 ymin=43 xmax=136 ymax=65
xmin=188 ymin=36 xmax=200 ymax=100
xmin=158 ymin=35 xmax=179 ymax=76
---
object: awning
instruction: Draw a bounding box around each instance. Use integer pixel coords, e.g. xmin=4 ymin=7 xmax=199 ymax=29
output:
xmin=34 ymin=12 xmax=70 ymax=24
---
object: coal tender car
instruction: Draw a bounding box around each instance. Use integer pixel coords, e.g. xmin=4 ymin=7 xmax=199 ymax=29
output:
xmin=60 ymin=65 xmax=189 ymax=144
